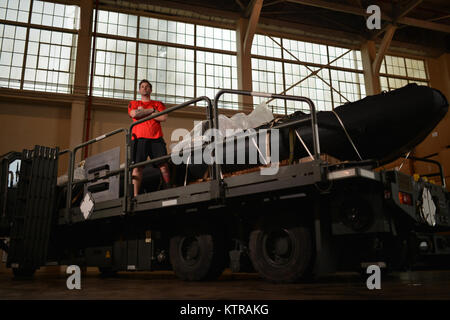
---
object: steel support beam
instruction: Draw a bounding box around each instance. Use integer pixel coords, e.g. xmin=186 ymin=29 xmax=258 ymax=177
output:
xmin=400 ymin=16 xmax=450 ymax=33
xmin=429 ymin=14 xmax=450 ymax=22
xmin=236 ymin=0 xmax=263 ymax=110
xmin=286 ymin=0 xmax=450 ymax=34
xmin=73 ymin=0 xmax=93 ymax=96
xmin=362 ymin=23 xmax=397 ymax=96
xmin=244 ymin=0 xmax=264 ymax=54
xmin=266 ymin=35 xmax=352 ymax=104
xmin=372 ymin=24 xmax=396 ymax=75
xmin=236 ymin=19 xmax=254 ymax=110
xmin=263 ymin=0 xmax=286 ymax=7
xmin=373 ymin=0 xmax=422 ymax=39
xmin=235 ymin=0 xmax=246 ymax=11
xmin=361 ymin=41 xmax=381 ymax=95
xmin=71 ymin=0 xmax=92 ymax=163
xmin=286 ymin=0 xmax=390 ymax=19
xmin=395 ymin=0 xmax=423 ymax=20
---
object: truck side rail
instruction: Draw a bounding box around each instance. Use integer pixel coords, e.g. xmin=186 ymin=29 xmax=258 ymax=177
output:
xmin=126 ymin=96 xmax=215 ymax=200
xmin=65 ymin=96 xmax=215 ymax=221
xmin=402 ymin=154 xmax=446 ymax=188
xmin=65 ymin=91 xmax=323 ymax=221
xmin=210 ymin=89 xmax=321 ymax=197
xmin=58 ymin=149 xmax=71 ymax=157
xmin=213 ymin=89 xmax=321 ymax=161
xmin=66 ymin=127 xmax=128 ymax=216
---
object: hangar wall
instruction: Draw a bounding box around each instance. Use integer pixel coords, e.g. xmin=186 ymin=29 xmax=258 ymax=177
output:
xmin=384 ymin=53 xmax=450 ymax=190
xmin=418 ymin=53 xmax=450 ymax=189
xmin=0 ymin=100 xmax=71 ymax=175
xmin=0 ymin=54 xmax=449 ymax=185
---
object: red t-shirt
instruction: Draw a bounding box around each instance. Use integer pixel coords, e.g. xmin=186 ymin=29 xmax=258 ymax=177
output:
xmin=128 ymin=100 xmax=166 ymax=139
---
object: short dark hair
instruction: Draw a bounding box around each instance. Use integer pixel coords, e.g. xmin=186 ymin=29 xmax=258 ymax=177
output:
xmin=139 ymin=79 xmax=152 ymax=90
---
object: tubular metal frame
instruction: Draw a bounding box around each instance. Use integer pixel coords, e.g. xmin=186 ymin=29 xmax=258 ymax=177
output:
xmin=65 ymin=96 xmax=214 ymax=220
xmin=64 ymin=90 xmax=321 ymax=221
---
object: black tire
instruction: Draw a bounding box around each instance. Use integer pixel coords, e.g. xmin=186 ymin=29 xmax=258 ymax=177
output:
xmin=249 ymin=221 xmax=313 ymax=283
xmin=169 ymin=230 xmax=227 ymax=281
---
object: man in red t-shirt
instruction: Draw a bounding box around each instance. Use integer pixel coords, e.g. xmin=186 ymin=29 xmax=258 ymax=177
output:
xmin=128 ymin=79 xmax=170 ymax=196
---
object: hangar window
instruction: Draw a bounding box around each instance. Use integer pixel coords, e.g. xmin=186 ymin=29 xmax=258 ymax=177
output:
xmin=197 ymin=51 xmax=238 ymax=109
xmin=328 ymin=46 xmax=363 ymax=70
xmin=137 ymin=44 xmax=195 ymax=104
xmin=0 ymin=24 xmax=26 ymax=89
xmin=90 ymin=9 xmax=237 ymax=109
xmin=252 ymin=58 xmax=284 ymax=114
xmin=31 ymin=0 xmax=79 ymax=30
xmin=330 ymin=69 xmax=365 ymax=106
xmin=380 ymin=55 xmax=428 ymax=91
xmin=286 ymin=66 xmax=334 ymax=113
xmin=405 ymin=58 xmax=427 ymax=79
xmin=284 ymin=39 xmax=328 ymax=66
xmin=139 ymin=16 xmax=194 ymax=46
xmin=92 ymin=37 xmax=135 ymax=99
xmin=197 ymin=25 xmax=236 ymax=52
xmin=251 ymin=35 xmax=365 ymax=115
xmin=23 ymin=28 xmax=77 ymax=93
xmin=0 ymin=0 xmax=30 ymax=23
xmin=96 ymin=10 xmax=137 ymax=38
xmin=252 ymin=35 xmax=282 ymax=59
xmin=0 ymin=0 xmax=79 ymax=92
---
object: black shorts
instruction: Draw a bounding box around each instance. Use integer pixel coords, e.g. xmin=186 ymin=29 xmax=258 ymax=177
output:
xmin=132 ymin=137 xmax=168 ymax=164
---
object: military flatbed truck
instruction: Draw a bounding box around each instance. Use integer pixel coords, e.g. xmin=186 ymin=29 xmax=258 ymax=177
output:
xmin=1 ymin=90 xmax=449 ymax=282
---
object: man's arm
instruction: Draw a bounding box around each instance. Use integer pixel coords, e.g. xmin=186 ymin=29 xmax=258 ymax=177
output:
xmin=130 ymin=108 xmax=155 ymax=120
xmin=154 ymin=113 xmax=168 ymax=122
xmin=129 ymin=109 xmax=138 ymax=118
xmin=153 ymin=102 xmax=168 ymax=122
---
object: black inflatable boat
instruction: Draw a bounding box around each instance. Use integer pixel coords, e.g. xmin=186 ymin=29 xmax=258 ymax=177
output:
xmin=163 ymin=83 xmax=448 ymax=185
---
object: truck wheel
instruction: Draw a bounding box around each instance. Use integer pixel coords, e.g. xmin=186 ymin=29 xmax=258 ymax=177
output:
xmin=249 ymin=223 xmax=313 ymax=283
xmin=169 ymin=231 xmax=226 ymax=281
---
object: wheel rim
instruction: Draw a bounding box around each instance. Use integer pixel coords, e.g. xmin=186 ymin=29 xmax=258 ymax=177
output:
xmin=262 ymin=228 xmax=294 ymax=267
xmin=179 ymin=236 xmax=200 ymax=266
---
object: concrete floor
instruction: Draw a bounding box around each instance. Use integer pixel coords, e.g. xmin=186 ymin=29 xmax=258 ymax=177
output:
xmin=1 ymin=265 xmax=450 ymax=300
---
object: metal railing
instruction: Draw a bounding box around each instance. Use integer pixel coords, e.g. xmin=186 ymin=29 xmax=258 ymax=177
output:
xmin=64 ymin=90 xmax=321 ymax=220
xmin=213 ymin=89 xmax=321 ymax=159
xmin=402 ymin=155 xmax=446 ymax=188
xmin=65 ymin=127 xmax=128 ymax=217
xmin=64 ymin=96 xmax=214 ymax=221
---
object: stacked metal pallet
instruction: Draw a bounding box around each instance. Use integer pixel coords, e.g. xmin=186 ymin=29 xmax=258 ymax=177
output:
xmin=7 ymin=146 xmax=59 ymax=276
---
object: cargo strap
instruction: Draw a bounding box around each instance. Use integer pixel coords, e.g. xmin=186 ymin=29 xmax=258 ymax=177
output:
xmin=251 ymin=138 xmax=268 ymax=165
xmin=331 ymin=110 xmax=363 ymax=161
xmin=295 ymin=129 xmax=314 ymax=160
xmin=398 ymin=150 xmax=412 ymax=171
xmin=288 ymin=129 xmax=294 ymax=164
xmin=184 ymin=154 xmax=191 ymax=186
xmin=269 ymin=117 xmax=283 ymax=128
